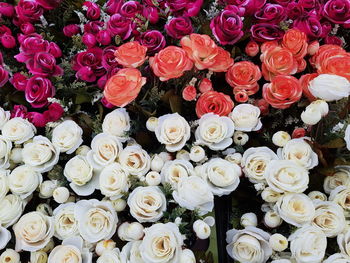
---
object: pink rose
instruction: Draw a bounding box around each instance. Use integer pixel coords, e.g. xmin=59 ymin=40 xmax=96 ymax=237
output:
xmin=323 ymin=0 xmax=350 ymax=25
xmin=84 ymin=21 xmax=104 ymax=34
xmin=107 ymin=14 xmax=133 ymax=40
xmin=63 ymin=24 xmax=80 ymax=37
xmin=35 ymin=0 xmax=62 ymax=10
xmin=287 ymin=2 xmax=305 ymax=20
xmin=1 ymin=34 xmax=16 ymax=49
xmin=96 ymin=30 xmax=111 ymax=46
xmin=11 ymin=105 xmax=28 ymax=118
xmin=225 ymin=0 xmax=266 ymax=15
xmin=20 ymin=22 xmax=35 ymax=34
xmin=48 ymin=42 xmax=62 ymax=58
xmin=76 ymin=66 xmax=95 ymax=82
xmin=250 ymin=23 xmax=284 ymax=42
xmin=73 ymin=47 xmax=105 ymax=81
xmin=0 ymin=66 xmax=9 ymax=87
xmin=25 ymin=76 xmax=55 ymax=108
xmin=82 ymin=33 xmax=97 ymax=48
xmin=325 ymin=35 xmax=343 ymax=46
xmin=0 ymin=25 xmax=11 ymax=37
xmin=143 ymin=6 xmax=159 ymax=24
xmin=27 ymin=112 xmax=47 ymax=127
xmin=83 ymin=1 xmax=101 ymax=20
xmin=182 ymin=85 xmax=197 ymax=101
xmin=106 ymin=0 xmax=123 ymax=14
xmin=254 ymin=3 xmax=287 ymax=24
xmin=15 ymin=34 xmax=49 ymax=63
xmin=10 ymin=73 xmax=28 ymax=91
xmin=27 ymin=52 xmax=63 ymax=77
xmin=102 ymin=46 xmax=119 ymax=70
xmin=15 ymin=0 xmax=43 ymax=22
xmin=120 ymin=1 xmax=143 ymax=18
xmin=293 ymin=16 xmax=323 ymax=39
xmin=165 ymin=17 xmax=193 ymax=40
xmin=137 ymin=30 xmax=166 ymax=55
xmin=165 ymin=0 xmax=203 ymax=17
xmin=44 ymin=102 xmax=64 ymax=122
xmin=0 ymin=3 xmax=15 ymax=17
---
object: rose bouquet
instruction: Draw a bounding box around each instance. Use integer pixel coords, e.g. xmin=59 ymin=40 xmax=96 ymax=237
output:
xmin=0 ymin=0 xmax=350 ymax=262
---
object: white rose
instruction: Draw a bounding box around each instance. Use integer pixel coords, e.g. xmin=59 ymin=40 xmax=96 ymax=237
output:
xmin=242 ymin=147 xmax=278 ymax=183
xmin=97 ymin=248 xmax=125 ymax=263
xmin=155 ymin=113 xmax=190 ymax=152
xmin=240 ymin=213 xmax=258 ymax=228
xmin=139 ymin=223 xmax=183 ymax=263
xmin=30 ymin=251 xmax=48 ymax=263
xmin=308 ymin=191 xmax=327 ymax=201
xmin=0 ymin=226 xmax=11 ymax=250
xmin=76 ymin=145 xmax=90 ymax=156
xmin=161 ymin=159 xmax=194 ymax=188
xmin=261 ymin=187 xmax=283 ymax=203
xmin=275 ymin=193 xmax=315 ymax=227
xmin=0 ymin=194 xmax=26 ymax=228
xmin=265 ymin=160 xmax=309 ymax=193
xmin=121 ymin=241 xmax=143 ymax=263
xmin=330 ymin=186 xmax=350 ymax=213
xmin=48 ymin=236 xmax=92 ymax=263
xmin=338 ymin=229 xmax=350 ymax=257
xmin=119 ymin=145 xmax=150 ymax=177
xmin=189 ymin=145 xmax=206 ymax=163
xmin=226 ymin=226 xmax=272 ymax=263
xmin=173 ymin=176 xmax=214 ymax=215
xmin=270 ymin=260 xmax=292 ymax=263
xmin=150 ymin=154 xmax=164 ymax=172
xmin=13 ymin=211 xmax=54 ymax=252
xmin=53 ymin=187 xmax=70 ymax=204
xmin=118 ymin=222 xmax=144 ymax=241
xmin=264 ymin=210 xmax=282 ymax=228
xmin=301 ymin=104 xmax=322 ymax=125
xmin=86 ymin=133 xmax=122 ymax=170
xmin=146 ymin=117 xmax=158 ymax=132
xmin=108 ymin=198 xmax=127 ymax=212
xmin=198 ymin=158 xmax=241 ymax=196
xmin=53 ymin=203 xmax=79 ymax=240
xmin=311 ymin=100 xmax=329 ymax=116
xmin=0 ymin=108 xmax=10 ymax=129
xmin=8 ymin=165 xmax=42 ymax=198
xmin=99 ymin=163 xmax=129 ymax=200
xmin=9 ymin=148 xmax=22 ymax=164
xmin=195 ymin=113 xmax=234 ymax=150
xmin=225 ymin=152 xmax=242 ymax=165
xmin=64 ymin=155 xmax=96 ymax=196
xmin=289 ymin=225 xmax=327 ymax=263
xmin=95 ymin=240 xmax=116 ymax=256
xmin=22 ymin=136 xmax=59 ymax=172
xmin=1 ymin=117 xmax=36 ymax=144
xmin=312 ymin=201 xmax=345 ymax=237
xmin=345 ymin=125 xmax=350 ymax=151
xmin=0 ymin=169 xmax=9 ymax=200
xmin=324 ymin=253 xmax=350 ymax=263
xmin=0 ymin=249 xmax=20 ymax=263
xmin=269 ymin=233 xmax=288 ymax=252
xmin=277 ymin=138 xmax=318 ymax=169
xmin=272 ymin=131 xmax=291 ymax=147
xmin=36 ymin=203 xmax=52 ymax=216
xmin=0 ymin=136 xmax=11 ymax=169
xmin=324 ymin=166 xmax=350 ymax=194
xmin=52 ymin=120 xmax=83 ymax=154
xmin=229 ymin=104 xmax=262 ymax=132
xmin=75 ymin=199 xmax=118 ymax=243
xmin=193 ymin=220 xmax=211 ymax=239
xmin=102 ymin=108 xmax=130 ymax=142
xmin=39 ymin=180 xmax=58 ymax=199
xmin=145 ymin=171 xmax=161 ymax=186
xmin=127 ymin=186 xmax=166 ymax=223
xmin=180 ymin=249 xmax=196 ymax=263
xmin=233 ymin=131 xmax=249 ymax=145
xmin=309 ymin=74 xmax=350 ymax=101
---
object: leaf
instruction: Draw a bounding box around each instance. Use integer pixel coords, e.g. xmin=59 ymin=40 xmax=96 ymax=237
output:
xmin=322 ymin=138 xmax=346 ymax=149
xmin=75 ymin=93 xmax=91 ymax=104
xmin=169 ymin=95 xmax=182 ymax=113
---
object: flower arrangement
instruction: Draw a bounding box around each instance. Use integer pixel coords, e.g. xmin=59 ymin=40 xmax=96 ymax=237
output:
xmin=0 ymin=0 xmax=350 ymax=262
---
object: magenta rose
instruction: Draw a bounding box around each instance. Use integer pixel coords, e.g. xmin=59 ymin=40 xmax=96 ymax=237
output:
xmin=25 ymin=76 xmax=55 ymax=108
xmin=298 ymin=0 xmax=319 ymax=10
xmin=73 ymin=47 xmax=105 ymax=81
xmin=120 ymin=1 xmax=143 ymax=18
xmin=48 ymin=42 xmax=62 ymax=58
xmin=83 ymin=1 xmax=101 ymax=20
xmin=1 ymin=34 xmax=16 ymax=49
xmin=27 ymin=112 xmax=47 ymax=127
xmin=20 ymin=22 xmax=35 ymax=34
xmin=250 ymin=23 xmax=284 ymax=42
xmin=137 ymin=30 xmax=166 ymax=55
xmin=107 ymin=14 xmax=133 ymax=40
xmin=0 ymin=25 xmax=11 ymax=37
xmin=15 ymin=34 xmax=49 ymax=63
xmin=293 ymin=16 xmax=323 ymax=39
xmin=143 ymin=6 xmax=159 ymax=24
xmin=325 ymin=35 xmax=343 ymax=46
xmin=224 ymin=0 xmax=266 ymax=15
xmin=287 ymin=2 xmax=305 ymax=19
xmin=10 ymin=73 xmax=28 ymax=91
xmin=165 ymin=17 xmax=193 ymax=39
xmin=271 ymin=0 xmax=293 ymax=6
xmin=15 ymin=0 xmax=43 ymax=22
xmin=254 ymin=3 xmax=286 ymax=24
xmin=0 ymin=66 xmax=9 ymax=88
xmin=84 ymin=21 xmax=104 ymax=34
xmin=323 ymin=0 xmax=350 ymax=25
xmin=36 ymin=0 xmax=62 ymax=10
xmin=0 ymin=52 xmax=3 ymax=65
xmin=210 ymin=8 xmax=244 ymax=45
xmin=11 ymin=105 xmax=28 ymax=118
xmin=82 ymin=33 xmax=97 ymax=48
xmin=96 ymin=30 xmax=111 ymax=46
xmin=165 ymin=0 xmax=203 ymax=17
xmin=102 ymin=46 xmax=118 ymax=70
xmin=27 ymin=52 xmax=63 ymax=77
xmin=43 ymin=102 xmax=64 ymax=122
xmin=63 ymin=24 xmax=80 ymax=37
xmin=0 ymin=3 xmax=15 ymax=17
xmin=106 ymin=0 xmax=123 ymax=14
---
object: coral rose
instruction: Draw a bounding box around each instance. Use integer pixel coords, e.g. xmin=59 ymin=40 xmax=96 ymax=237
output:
xmin=300 ymin=73 xmax=318 ymax=101
xmin=318 ymin=53 xmax=350 ymax=81
xmin=245 ymin=40 xmax=260 ymax=57
xmin=226 ymin=61 xmax=262 ymax=95
xmin=282 ymin=29 xmax=308 ymax=60
xmin=196 ymin=91 xmax=234 ymax=118
xmin=114 ymin=41 xmax=147 ymax=68
xmin=263 ymin=75 xmax=302 ymax=109
xmin=182 ymin=85 xmax=197 ymax=101
xmin=104 ymin=68 xmax=146 ymax=107
xmin=180 ymin=34 xmax=219 ymax=70
xmin=149 ymin=46 xmax=193 ymax=81
xmin=208 ymin=47 xmax=234 ymax=73
xmin=309 ymin=44 xmax=345 ymax=69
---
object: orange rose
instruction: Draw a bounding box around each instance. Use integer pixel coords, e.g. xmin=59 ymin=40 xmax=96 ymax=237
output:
xmin=260 ymin=41 xmax=279 ymax=53
xmin=261 ymin=46 xmax=298 ymax=81
xmin=297 ymin=59 xmax=307 ymax=73
xmin=262 ymin=75 xmax=302 ymax=109
xmin=225 ymin=61 xmax=261 ymax=95
xmin=300 ymin=73 xmax=318 ymax=101
xmin=114 ymin=41 xmax=147 ymax=68
xmin=318 ymin=53 xmax=350 ymax=81
xmin=149 ymin=46 xmax=193 ymax=81
xmin=180 ymin=33 xmax=219 ymax=70
xmin=104 ymin=68 xmax=146 ymax=107
xmin=208 ymin=47 xmax=234 ymax=72
xmin=309 ymin=44 xmax=345 ymax=69
xmin=196 ymin=91 xmax=234 ymax=118
xmin=282 ymin=29 xmax=308 ymax=60
xmin=245 ymin=40 xmax=260 ymax=57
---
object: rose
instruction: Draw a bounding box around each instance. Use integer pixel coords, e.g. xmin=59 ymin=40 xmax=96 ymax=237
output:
xmin=198 ymin=158 xmax=241 ymax=196
xmin=229 ymin=104 xmax=262 ymax=132
xmin=310 ymin=45 xmax=346 ymax=71
xmin=25 ymin=76 xmax=55 ymax=108
xmin=0 ymin=249 xmax=20 ymax=263
xmin=137 ymin=30 xmax=166 ymax=55
xmin=173 ymin=176 xmax=214 ymax=215
xmin=53 ymin=203 xmax=79 ymax=240
xmin=0 ymin=136 xmax=11 ymax=169
xmin=0 ymin=194 xmax=26 ymax=228
xmin=119 ymin=145 xmax=151 ymax=177
xmin=263 ymin=75 xmax=302 ymax=109
xmin=250 ymin=24 xmax=284 ymax=42
xmin=143 ymin=6 xmax=159 ymax=24
xmin=102 ymin=108 xmax=130 ymax=142
xmin=63 ymin=24 xmax=80 ymax=37
xmin=277 ymin=138 xmax=318 ymax=169
xmin=97 ymin=248 xmax=125 ymax=263
xmin=106 ymin=0 xmax=123 ymax=14
xmin=324 ymin=166 xmax=350 ymax=194
xmin=149 ymin=46 xmax=193 ymax=81
xmin=195 ymin=113 xmax=234 ymax=150
xmin=20 ymin=22 xmax=35 ymax=34
xmin=161 ymin=159 xmax=194 ymax=188
xmin=165 ymin=17 xmax=193 ymax=40
xmin=99 ymin=163 xmax=129 ymax=200
xmin=0 ymin=66 xmax=8 ymax=88
xmin=323 ymin=0 xmax=350 ymax=24
xmin=282 ymin=28 xmax=308 ymax=60
xmin=82 ymin=33 xmax=97 ymax=48
xmin=13 ymin=211 xmax=54 ymax=252
xmin=325 ymin=35 xmax=343 ymax=46
xmin=338 ymin=229 xmax=350 ymax=257
xmin=114 ymin=41 xmax=147 ymax=68
xmin=289 ymin=226 xmax=327 ymax=263
xmin=52 ymin=120 xmax=83 ymax=154
xmin=0 ymin=226 xmax=11 ymax=250
xmin=155 ymin=113 xmax=191 ymax=152
xmin=127 ymin=186 xmax=166 ymax=223
xmin=1 ymin=34 xmax=16 ymax=49
xmin=84 ymin=21 xmax=104 ymax=34
xmin=324 ymin=254 xmax=350 ymax=263
xmin=0 ymin=3 xmax=15 ymax=17
xmin=330 ymin=186 xmax=350 ymax=213
xmin=293 ymin=16 xmax=323 ymax=39
xmin=107 ymin=14 xmax=133 ymax=40
xmin=241 ymin=147 xmax=278 ymax=183
xmin=2 ymin=117 xmax=36 ymax=144
xmin=15 ymin=0 xmax=43 ymax=22
xmin=308 ymin=74 xmax=350 ymax=101
xmin=101 ymin=46 xmax=118 ymax=70
xmin=10 ymin=105 xmax=27 ymax=119
xmin=122 ymin=241 xmax=143 ymax=263
xmin=83 ymin=1 xmax=100 ymax=20
xmin=0 ymin=170 xmax=8 ymax=202
xmin=0 ymin=108 xmax=10 ymax=129
xmin=75 ymin=199 xmax=118 ymax=243
xmin=226 ymin=61 xmax=261 ymax=95
xmin=0 ymin=25 xmax=10 ymax=38
xmin=15 ymin=34 xmax=48 ymax=63
xmin=275 ymin=193 xmax=315 ymax=227
xmin=254 ymin=4 xmax=286 ymax=24
xmin=226 ymin=226 xmax=272 ymax=263
xmin=182 ymin=85 xmax=197 ymax=101
xmin=299 ymin=73 xmax=317 ymax=101
xmin=36 ymin=0 xmax=62 ymax=10
xmin=265 ymin=160 xmax=309 ymax=193
xmin=104 ymin=68 xmax=146 ymax=107
xmin=44 ymin=103 xmax=64 ymax=122
xmin=165 ymin=0 xmax=203 ymax=17
xmin=196 ymin=91 xmax=234 ymax=118
xmin=245 ymin=40 xmax=260 ymax=57
xmin=139 ymin=223 xmax=183 ymax=263
xmin=10 ymin=73 xmax=28 ymax=91
xmin=318 ymin=54 xmax=350 ymax=81
xmin=96 ymin=30 xmax=111 ymax=45
xmin=72 ymin=47 xmax=104 ymax=82
xmin=180 ymin=249 xmax=196 ymax=263
xmin=120 ymin=1 xmax=142 ymax=18
xmin=207 ymin=47 xmax=234 ymax=72
xmin=27 ymin=52 xmax=63 ymax=77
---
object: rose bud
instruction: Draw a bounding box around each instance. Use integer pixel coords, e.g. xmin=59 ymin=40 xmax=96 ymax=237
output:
xmin=182 ymin=85 xmax=197 ymax=101
xmin=1 ymin=34 xmax=16 ymax=49
xmin=245 ymin=40 xmax=260 ymax=56
xmin=96 ymin=30 xmax=111 ymax=46
xmin=63 ymin=24 xmax=80 ymax=37
xmin=82 ymin=33 xmax=97 ymax=48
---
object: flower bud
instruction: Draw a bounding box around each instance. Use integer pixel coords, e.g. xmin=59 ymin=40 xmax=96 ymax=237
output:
xmin=1 ymin=34 xmax=16 ymax=49
xmin=36 ymin=203 xmax=53 ymax=216
xmin=193 ymin=220 xmax=211 ymax=239
xmin=0 ymin=249 xmax=20 ymax=263
xmin=225 ymin=153 xmax=242 ymax=165
xmin=146 ymin=117 xmax=158 ymax=132
xmin=307 ymin=41 xmax=319 ymax=56
xmin=82 ymin=33 xmax=97 ymax=48
xmin=310 ymin=100 xmax=329 ymax=116
xmin=96 ymin=30 xmax=111 ymax=45
xmin=240 ymin=212 xmax=258 ymax=227
xmin=301 ymin=104 xmax=322 ymax=125
xmin=182 ymin=85 xmax=197 ymax=101
xmin=233 ymin=131 xmax=249 ymax=145
xmin=53 ymin=187 xmax=70 ymax=204
xmin=145 ymin=171 xmax=161 ymax=186
xmin=76 ymin=145 xmax=91 ymax=156
xmin=118 ymin=222 xmax=144 ymax=241
xmin=189 ymin=145 xmax=206 ymax=163
xmin=269 ymin=233 xmax=288 ymax=252
xmin=39 ymin=180 xmax=58 ymax=198
xmin=176 ymin=150 xmax=190 ymax=161
xmin=272 ymin=131 xmax=291 ymax=147
xmin=150 ymin=154 xmax=164 ymax=172
xmin=9 ymin=148 xmax=22 ymax=164
xmin=158 ymin=152 xmax=172 ymax=162
xmin=199 ymin=78 xmax=213 ymax=93
xmin=30 ymin=251 xmax=48 ymax=263
xmin=308 ymin=191 xmax=327 ymax=201
xmin=95 ymin=239 xmax=116 ymax=256
xmin=261 ymin=187 xmax=282 ymax=203
xmin=180 ymin=249 xmax=196 ymax=263
xmin=245 ymin=40 xmax=260 ymax=57
xmin=110 ymin=198 xmax=127 ymax=212
xmin=264 ymin=210 xmax=282 ymax=228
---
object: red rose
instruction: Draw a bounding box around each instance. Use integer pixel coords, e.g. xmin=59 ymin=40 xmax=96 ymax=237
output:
xmin=196 ymin=91 xmax=234 ymax=118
